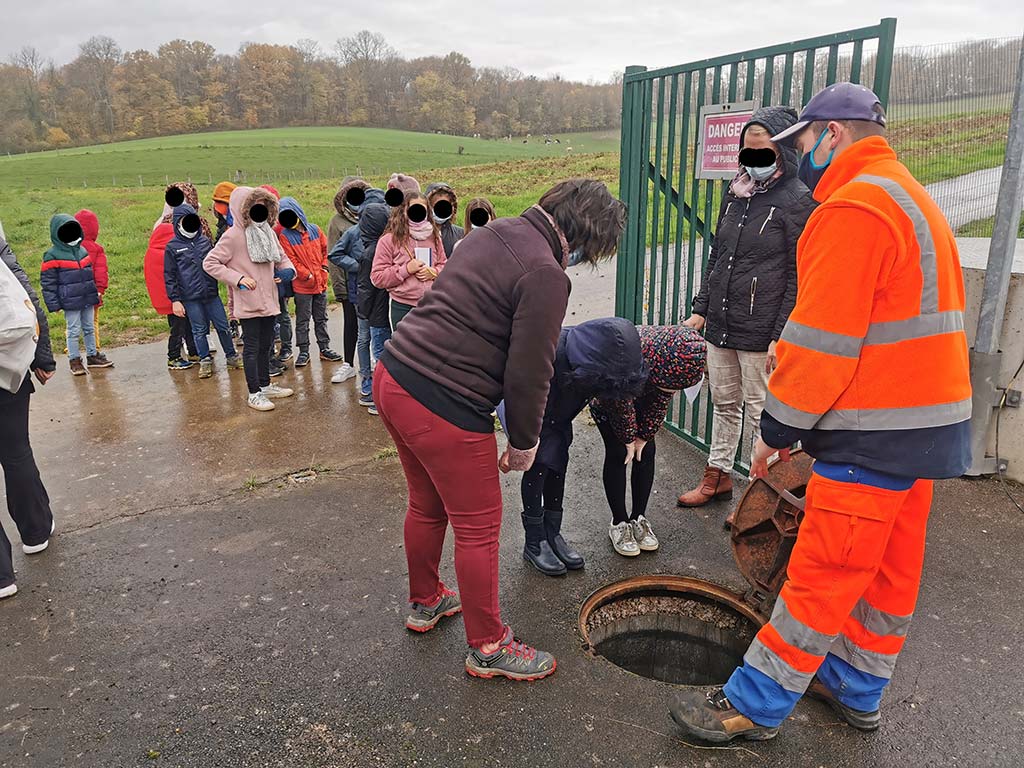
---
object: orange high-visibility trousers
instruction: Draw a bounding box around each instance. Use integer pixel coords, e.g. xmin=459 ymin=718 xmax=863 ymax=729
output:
xmin=725 ymin=470 xmax=933 ymax=726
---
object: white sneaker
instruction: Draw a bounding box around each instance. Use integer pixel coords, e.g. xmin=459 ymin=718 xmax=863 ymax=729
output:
xmin=248 ymin=392 xmax=276 ymax=411
xmin=261 ymin=384 xmax=294 ymax=399
xmin=331 ymin=363 xmax=357 ymax=384
xmin=23 ymin=519 xmax=55 ymax=555
xmin=609 ymin=521 xmax=641 ymax=557
xmin=631 ymin=515 xmax=660 ymax=552
xmin=0 ymin=583 xmax=17 ymax=599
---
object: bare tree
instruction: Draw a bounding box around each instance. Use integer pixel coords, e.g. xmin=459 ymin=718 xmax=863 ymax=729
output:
xmin=335 ymin=30 xmax=396 ymax=66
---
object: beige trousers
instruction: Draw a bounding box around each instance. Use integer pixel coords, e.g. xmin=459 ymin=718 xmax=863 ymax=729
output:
xmin=707 ymin=344 xmax=769 ymax=471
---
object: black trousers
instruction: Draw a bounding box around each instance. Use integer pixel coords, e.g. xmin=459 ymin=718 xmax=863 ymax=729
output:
xmin=240 ymin=316 xmax=276 ymax=394
xmin=596 ymin=420 xmax=657 ymax=525
xmin=341 ymin=299 xmax=358 ymax=365
xmin=521 ymin=465 xmax=566 ymax=516
xmin=0 ymin=377 xmax=53 ymax=587
xmin=294 ymin=292 xmax=331 ymax=352
xmin=167 ymin=313 xmax=198 ymax=361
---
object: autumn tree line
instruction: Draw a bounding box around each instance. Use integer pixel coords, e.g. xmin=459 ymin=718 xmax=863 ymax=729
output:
xmin=0 ymin=31 xmax=623 ymax=154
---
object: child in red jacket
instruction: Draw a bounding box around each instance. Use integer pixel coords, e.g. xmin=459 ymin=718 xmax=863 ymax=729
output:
xmin=74 ymin=210 xmax=109 ymax=350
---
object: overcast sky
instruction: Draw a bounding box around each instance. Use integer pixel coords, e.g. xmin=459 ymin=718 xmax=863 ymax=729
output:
xmin=4 ymin=1 xmax=1023 ymax=82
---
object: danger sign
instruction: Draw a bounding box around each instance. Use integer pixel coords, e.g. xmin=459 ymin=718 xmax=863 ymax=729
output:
xmin=697 ymin=101 xmax=757 ymax=179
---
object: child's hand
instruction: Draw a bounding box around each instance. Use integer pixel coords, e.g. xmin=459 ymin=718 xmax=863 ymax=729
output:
xmin=171 ymin=301 xmax=186 ymax=318
xmin=406 ymin=258 xmax=425 ymax=275
xmin=239 ymin=277 xmax=257 ymax=290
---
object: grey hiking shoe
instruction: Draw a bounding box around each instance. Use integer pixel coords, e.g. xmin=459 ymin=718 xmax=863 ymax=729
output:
xmin=199 ymin=358 xmax=214 ymax=378
xmin=807 ymin=678 xmax=881 ymax=731
xmin=405 ymin=586 xmax=462 ymax=633
xmin=669 ymin=687 xmax=779 ymax=743
xmin=465 ymin=626 xmax=557 ymax=681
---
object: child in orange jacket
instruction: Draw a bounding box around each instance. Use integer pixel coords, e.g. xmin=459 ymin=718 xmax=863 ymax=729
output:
xmin=276 ymin=196 xmax=342 ymax=368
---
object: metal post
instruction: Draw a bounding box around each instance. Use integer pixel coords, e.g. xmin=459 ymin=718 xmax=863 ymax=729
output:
xmin=966 ymin=33 xmax=1024 ymax=476
xmin=872 ymin=18 xmax=898 ymax=108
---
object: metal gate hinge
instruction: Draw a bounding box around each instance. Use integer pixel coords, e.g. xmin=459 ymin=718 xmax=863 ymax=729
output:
xmin=1003 ymin=389 xmax=1021 ymax=408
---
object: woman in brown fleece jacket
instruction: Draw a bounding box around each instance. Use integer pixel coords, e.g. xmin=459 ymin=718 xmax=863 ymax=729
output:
xmin=375 ymin=179 xmax=626 ymax=681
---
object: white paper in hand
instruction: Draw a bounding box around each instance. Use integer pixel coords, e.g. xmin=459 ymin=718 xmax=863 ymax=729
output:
xmin=683 ymin=375 xmax=704 ymax=404
xmin=414 ymin=247 xmax=432 ymax=268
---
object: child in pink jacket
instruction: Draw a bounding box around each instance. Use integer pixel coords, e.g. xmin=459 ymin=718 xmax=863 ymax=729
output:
xmin=371 ymin=193 xmax=447 ymax=328
xmin=203 ymin=186 xmax=296 ymax=412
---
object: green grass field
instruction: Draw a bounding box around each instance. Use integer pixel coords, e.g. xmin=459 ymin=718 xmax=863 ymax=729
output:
xmin=1 ymin=127 xmax=620 ymax=191
xmin=0 ymin=127 xmax=620 ymax=348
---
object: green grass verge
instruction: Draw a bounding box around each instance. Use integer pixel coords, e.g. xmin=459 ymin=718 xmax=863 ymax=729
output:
xmin=956 ymin=214 xmax=1024 ymax=239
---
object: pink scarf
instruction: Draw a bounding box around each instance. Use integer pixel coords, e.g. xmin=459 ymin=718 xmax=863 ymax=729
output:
xmin=409 ymin=220 xmax=434 ymax=241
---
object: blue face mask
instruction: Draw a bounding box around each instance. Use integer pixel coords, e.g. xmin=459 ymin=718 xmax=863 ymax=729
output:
xmin=567 ymin=248 xmax=585 ymax=267
xmin=745 ymin=163 xmax=777 ymax=182
xmin=798 ymin=128 xmax=834 ymax=192
xmin=226 ymin=210 xmax=234 ymax=227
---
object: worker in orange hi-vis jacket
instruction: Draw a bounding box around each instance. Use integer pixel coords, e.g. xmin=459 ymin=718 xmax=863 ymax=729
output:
xmin=669 ymin=82 xmax=973 ymax=745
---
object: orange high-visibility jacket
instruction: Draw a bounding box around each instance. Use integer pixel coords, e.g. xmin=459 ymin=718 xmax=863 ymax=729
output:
xmin=761 ymin=136 xmax=972 ymax=479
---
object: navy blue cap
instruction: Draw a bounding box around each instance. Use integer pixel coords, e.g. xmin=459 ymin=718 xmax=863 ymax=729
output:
xmin=772 ymin=82 xmax=886 ymax=146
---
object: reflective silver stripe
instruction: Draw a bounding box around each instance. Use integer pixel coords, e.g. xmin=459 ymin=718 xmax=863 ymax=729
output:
xmin=853 ymin=174 xmax=939 ymax=314
xmin=781 ymin=321 xmax=862 ymax=359
xmin=815 ymin=398 xmax=972 ymax=431
xmin=864 ymin=310 xmax=965 ymax=346
xmin=743 ymin=638 xmax=816 ymax=694
xmin=765 ymin=391 xmax=822 ymax=429
xmin=829 ymin=634 xmax=900 ymax=679
xmin=770 ymin=597 xmax=836 ymax=657
xmin=850 ymin=598 xmax=913 ymax=638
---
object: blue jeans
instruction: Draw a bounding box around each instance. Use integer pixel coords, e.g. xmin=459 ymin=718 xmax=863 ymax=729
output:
xmin=183 ymin=298 xmax=236 ymax=360
xmin=65 ymin=305 xmax=97 ymax=359
xmin=357 ymin=318 xmax=372 ymax=395
xmin=367 ymin=326 xmax=392 ymax=397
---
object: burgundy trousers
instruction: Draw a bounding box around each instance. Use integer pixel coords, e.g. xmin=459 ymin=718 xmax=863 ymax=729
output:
xmin=374 ymin=364 xmax=506 ymax=648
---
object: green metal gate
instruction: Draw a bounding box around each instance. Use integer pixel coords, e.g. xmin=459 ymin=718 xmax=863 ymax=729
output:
xmin=616 ymin=19 xmax=898 ymax=469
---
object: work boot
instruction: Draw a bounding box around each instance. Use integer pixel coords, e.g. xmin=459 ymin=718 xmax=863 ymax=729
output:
xmin=677 ymin=465 xmax=734 ymax=508
xmin=807 ymin=678 xmax=881 ymax=732
xmin=521 ymin=512 xmax=566 ymax=576
xmin=464 ymin=626 xmax=557 ymax=681
xmin=668 ymin=687 xmax=779 ymax=743
xmin=543 ymin=509 xmax=584 ymax=570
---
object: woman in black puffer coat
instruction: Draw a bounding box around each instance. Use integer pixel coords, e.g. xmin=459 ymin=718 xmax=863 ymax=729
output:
xmin=678 ymin=106 xmax=816 ymax=512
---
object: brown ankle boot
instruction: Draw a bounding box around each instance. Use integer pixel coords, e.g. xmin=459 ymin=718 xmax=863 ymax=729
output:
xmin=677 ymin=465 xmax=733 ymax=508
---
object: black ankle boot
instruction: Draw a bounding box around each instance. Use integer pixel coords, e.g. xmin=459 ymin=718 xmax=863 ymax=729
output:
xmin=544 ymin=508 xmax=585 ymax=570
xmin=521 ymin=512 xmax=567 ymax=576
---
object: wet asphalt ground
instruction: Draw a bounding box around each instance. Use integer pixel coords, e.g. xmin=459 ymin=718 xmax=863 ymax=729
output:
xmin=2 ymin=261 xmax=1023 ymax=767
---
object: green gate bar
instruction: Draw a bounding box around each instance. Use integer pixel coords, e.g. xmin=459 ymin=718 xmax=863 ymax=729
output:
xmin=615 ymin=18 xmax=898 ymax=472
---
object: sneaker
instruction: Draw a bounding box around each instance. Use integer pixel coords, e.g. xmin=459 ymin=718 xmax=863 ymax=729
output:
xmin=278 ymin=348 xmax=293 ymax=362
xmin=261 ymin=384 xmax=294 ymax=399
xmin=187 ymin=354 xmax=202 ymax=363
xmin=405 ymin=586 xmax=462 ymax=633
xmin=69 ymin=359 xmax=88 ymax=376
xmin=230 ymin=320 xmax=240 ymax=340
xmin=23 ymin=519 xmax=55 ymax=555
xmin=331 ymin=363 xmax=357 ymax=383
xmin=247 ymin=392 xmax=275 ymax=412
xmin=86 ymin=353 xmax=114 ymax=368
xmin=198 ymin=358 xmax=214 ymax=379
xmin=0 ymin=583 xmax=16 ymax=600
xmin=464 ymin=626 xmax=557 ymax=681
xmin=669 ymin=687 xmax=779 ymax=743
xmin=320 ymin=349 xmax=344 ymax=362
xmin=357 ymin=393 xmax=375 ymax=407
xmin=295 ymin=351 xmax=310 ymax=367
xmin=807 ymin=678 xmax=881 ymax=731
xmin=269 ymin=359 xmax=284 ymax=378
xmin=168 ymin=358 xmax=194 ymax=370
xmin=367 ymin=404 xmax=379 ymax=416
xmin=225 ymin=355 xmax=244 ymax=370
xmin=609 ymin=521 xmax=640 ymax=557
xmin=631 ymin=515 xmax=660 ymax=552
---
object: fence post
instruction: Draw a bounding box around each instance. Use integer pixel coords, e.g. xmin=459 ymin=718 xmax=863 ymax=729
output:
xmin=966 ymin=32 xmax=1024 ymax=476
xmin=872 ymin=17 xmax=898 ymax=108
xmin=616 ymin=65 xmax=647 ymax=321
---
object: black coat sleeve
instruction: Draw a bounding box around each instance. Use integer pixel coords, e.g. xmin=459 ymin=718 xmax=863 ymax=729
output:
xmin=772 ymin=191 xmax=816 ymax=341
xmin=1 ymin=237 xmax=55 ymax=372
xmin=691 ymin=193 xmax=731 ymax=317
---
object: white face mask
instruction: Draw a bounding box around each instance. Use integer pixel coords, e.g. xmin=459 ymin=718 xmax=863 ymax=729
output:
xmin=181 ymin=229 xmax=198 ymax=240
xmin=745 ymin=163 xmax=778 ymax=182
xmin=67 ymin=237 xmax=83 ymax=247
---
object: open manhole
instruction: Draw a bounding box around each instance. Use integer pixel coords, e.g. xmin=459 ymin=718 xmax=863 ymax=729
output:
xmin=579 ymin=576 xmax=764 ymax=686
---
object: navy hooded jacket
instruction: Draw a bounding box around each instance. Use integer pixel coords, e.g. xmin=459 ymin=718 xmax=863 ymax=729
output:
xmin=164 ymin=204 xmax=219 ymax=303
xmin=329 ymin=188 xmax=387 ymax=302
xmin=355 ymin=203 xmax=392 ymax=327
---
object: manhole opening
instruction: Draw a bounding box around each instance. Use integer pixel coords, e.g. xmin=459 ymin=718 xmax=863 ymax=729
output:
xmin=580 ymin=577 xmax=763 ymax=687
